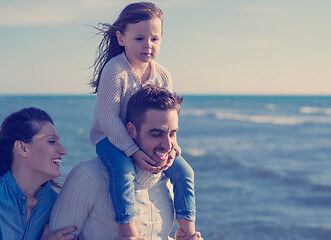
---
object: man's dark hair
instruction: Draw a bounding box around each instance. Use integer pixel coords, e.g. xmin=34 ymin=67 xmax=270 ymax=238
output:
xmin=126 ymin=85 xmax=183 ymax=131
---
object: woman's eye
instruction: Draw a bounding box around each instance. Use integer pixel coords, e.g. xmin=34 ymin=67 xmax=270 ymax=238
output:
xmin=135 ymin=38 xmax=143 ymax=41
xmin=48 ymin=140 xmax=56 ymax=144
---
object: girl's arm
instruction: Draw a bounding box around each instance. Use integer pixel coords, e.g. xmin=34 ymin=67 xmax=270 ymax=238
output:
xmin=95 ymin=66 xmax=160 ymax=172
xmin=96 ymin=69 xmax=138 ymax=157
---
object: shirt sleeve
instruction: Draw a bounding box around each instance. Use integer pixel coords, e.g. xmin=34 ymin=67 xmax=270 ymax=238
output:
xmin=49 ymin=163 xmax=97 ymax=235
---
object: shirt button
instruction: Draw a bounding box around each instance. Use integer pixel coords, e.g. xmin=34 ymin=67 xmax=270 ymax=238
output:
xmin=22 ymin=196 xmax=26 ymax=200
xmin=21 ymin=210 xmax=25 ymax=214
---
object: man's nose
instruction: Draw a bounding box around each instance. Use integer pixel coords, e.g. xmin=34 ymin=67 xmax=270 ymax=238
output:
xmin=161 ymin=136 xmax=172 ymax=150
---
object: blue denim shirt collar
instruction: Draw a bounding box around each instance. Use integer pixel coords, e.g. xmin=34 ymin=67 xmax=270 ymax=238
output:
xmin=0 ymin=171 xmax=57 ymax=240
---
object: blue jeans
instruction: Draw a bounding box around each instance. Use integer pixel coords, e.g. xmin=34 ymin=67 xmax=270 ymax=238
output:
xmin=164 ymin=156 xmax=196 ymax=221
xmin=96 ymin=138 xmax=196 ymax=224
xmin=96 ymin=138 xmax=136 ymax=224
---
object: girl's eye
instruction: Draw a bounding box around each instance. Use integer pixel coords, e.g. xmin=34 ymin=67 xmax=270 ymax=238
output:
xmin=135 ymin=38 xmax=143 ymax=41
xmin=48 ymin=140 xmax=56 ymax=144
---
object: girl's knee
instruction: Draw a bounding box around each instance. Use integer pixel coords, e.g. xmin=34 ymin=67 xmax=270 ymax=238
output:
xmin=174 ymin=158 xmax=194 ymax=181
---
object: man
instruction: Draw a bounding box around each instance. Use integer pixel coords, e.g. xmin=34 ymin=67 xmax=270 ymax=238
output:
xmin=49 ymin=85 xmax=202 ymax=240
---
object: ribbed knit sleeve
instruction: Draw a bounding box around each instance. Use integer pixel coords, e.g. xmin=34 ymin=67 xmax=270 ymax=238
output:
xmin=95 ymin=61 xmax=139 ymax=156
xmin=49 ymin=162 xmax=98 ymax=236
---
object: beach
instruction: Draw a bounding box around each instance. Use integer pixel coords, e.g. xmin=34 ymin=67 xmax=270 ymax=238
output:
xmin=1 ymin=95 xmax=331 ymax=239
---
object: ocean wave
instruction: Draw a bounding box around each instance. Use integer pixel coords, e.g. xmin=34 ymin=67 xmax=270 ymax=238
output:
xmin=183 ymin=109 xmax=331 ymax=126
xmin=300 ymin=106 xmax=331 ymax=115
xmin=215 ymin=112 xmax=305 ymax=126
xmin=186 ymin=149 xmax=206 ymax=157
xmin=265 ymin=103 xmax=276 ymax=110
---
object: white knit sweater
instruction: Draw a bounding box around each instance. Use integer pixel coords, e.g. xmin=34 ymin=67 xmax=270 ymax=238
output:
xmin=49 ymin=157 xmax=175 ymax=240
xmin=89 ymin=53 xmax=172 ymax=157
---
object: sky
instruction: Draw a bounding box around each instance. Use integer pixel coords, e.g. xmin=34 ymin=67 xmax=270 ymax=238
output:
xmin=0 ymin=0 xmax=330 ymax=95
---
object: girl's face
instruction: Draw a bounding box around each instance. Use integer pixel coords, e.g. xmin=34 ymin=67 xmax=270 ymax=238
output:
xmin=24 ymin=122 xmax=66 ymax=182
xmin=116 ymin=17 xmax=163 ymax=68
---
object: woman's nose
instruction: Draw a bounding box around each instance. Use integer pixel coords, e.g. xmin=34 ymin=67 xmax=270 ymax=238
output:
xmin=58 ymin=143 xmax=67 ymax=155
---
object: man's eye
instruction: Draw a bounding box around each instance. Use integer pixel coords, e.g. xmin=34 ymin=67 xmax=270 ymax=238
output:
xmin=151 ymin=133 xmax=162 ymax=137
xmin=170 ymin=132 xmax=176 ymax=138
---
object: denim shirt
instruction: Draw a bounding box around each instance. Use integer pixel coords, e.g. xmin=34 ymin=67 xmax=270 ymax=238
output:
xmin=0 ymin=171 xmax=57 ymax=240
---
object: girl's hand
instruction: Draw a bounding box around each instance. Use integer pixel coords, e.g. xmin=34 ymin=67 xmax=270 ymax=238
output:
xmin=41 ymin=224 xmax=76 ymax=240
xmin=175 ymin=228 xmax=203 ymax=240
xmin=132 ymin=150 xmax=161 ymax=173
xmin=159 ymin=150 xmax=176 ymax=172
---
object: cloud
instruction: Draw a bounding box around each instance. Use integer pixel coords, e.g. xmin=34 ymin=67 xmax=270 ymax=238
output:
xmin=0 ymin=0 xmax=220 ymax=26
xmin=234 ymin=38 xmax=279 ymax=47
xmin=236 ymin=3 xmax=284 ymax=14
xmin=160 ymin=0 xmax=209 ymax=8
xmin=0 ymin=0 xmax=121 ymax=26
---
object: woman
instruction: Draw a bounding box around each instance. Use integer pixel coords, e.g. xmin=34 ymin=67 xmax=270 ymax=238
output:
xmin=0 ymin=107 xmax=76 ymax=240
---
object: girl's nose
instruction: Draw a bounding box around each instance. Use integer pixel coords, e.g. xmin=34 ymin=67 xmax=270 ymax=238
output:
xmin=144 ymin=40 xmax=152 ymax=48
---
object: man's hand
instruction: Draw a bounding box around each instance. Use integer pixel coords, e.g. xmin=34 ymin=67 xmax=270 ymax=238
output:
xmin=132 ymin=150 xmax=161 ymax=173
xmin=41 ymin=224 xmax=76 ymax=240
xmin=175 ymin=228 xmax=203 ymax=240
xmin=118 ymin=237 xmax=146 ymax=240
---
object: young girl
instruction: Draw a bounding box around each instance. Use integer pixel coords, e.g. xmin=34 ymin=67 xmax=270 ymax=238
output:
xmin=89 ymin=2 xmax=196 ymax=239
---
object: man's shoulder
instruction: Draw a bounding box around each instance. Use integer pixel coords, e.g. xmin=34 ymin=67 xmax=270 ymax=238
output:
xmin=67 ymin=157 xmax=106 ymax=183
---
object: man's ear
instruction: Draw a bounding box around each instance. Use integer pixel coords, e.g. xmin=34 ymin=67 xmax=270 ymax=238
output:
xmin=116 ymin=31 xmax=125 ymax=46
xmin=127 ymin=122 xmax=137 ymax=139
xmin=13 ymin=140 xmax=28 ymax=157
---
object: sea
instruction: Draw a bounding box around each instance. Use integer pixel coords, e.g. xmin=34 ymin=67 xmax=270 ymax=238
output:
xmin=1 ymin=95 xmax=331 ymax=240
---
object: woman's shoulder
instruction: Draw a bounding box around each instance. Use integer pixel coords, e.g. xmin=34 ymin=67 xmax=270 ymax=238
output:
xmin=0 ymin=171 xmax=19 ymax=193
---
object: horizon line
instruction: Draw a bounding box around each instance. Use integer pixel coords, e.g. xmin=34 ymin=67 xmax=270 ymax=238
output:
xmin=1 ymin=93 xmax=331 ymax=97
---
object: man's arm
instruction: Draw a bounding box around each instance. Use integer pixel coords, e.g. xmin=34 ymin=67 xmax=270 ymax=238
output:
xmin=49 ymin=162 xmax=97 ymax=236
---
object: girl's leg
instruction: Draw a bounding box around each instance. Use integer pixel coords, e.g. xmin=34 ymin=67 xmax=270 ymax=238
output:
xmin=164 ymin=155 xmax=196 ymax=239
xmin=96 ymin=138 xmax=136 ymax=224
xmin=164 ymin=155 xmax=196 ymax=220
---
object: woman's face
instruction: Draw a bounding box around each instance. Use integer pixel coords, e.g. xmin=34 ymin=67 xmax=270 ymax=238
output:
xmin=24 ymin=122 xmax=66 ymax=182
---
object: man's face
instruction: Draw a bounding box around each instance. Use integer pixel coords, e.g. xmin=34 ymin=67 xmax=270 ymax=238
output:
xmin=128 ymin=109 xmax=179 ymax=168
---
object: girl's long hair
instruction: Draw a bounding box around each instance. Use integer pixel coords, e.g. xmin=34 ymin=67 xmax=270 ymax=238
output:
xmin=89 ymin=2 xmax=163 ymax=93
